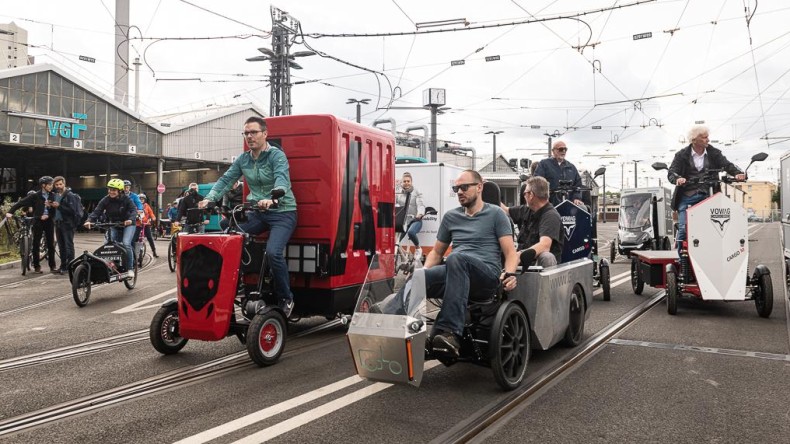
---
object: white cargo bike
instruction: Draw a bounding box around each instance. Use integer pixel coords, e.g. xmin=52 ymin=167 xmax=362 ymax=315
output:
xmin=630 ymin=153 xmax=773 ymax=317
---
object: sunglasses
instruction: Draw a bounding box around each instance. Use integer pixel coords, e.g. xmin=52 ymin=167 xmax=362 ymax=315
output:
xmin=554 ymin=147 xmax=567 ymax=152
xmin=452 ymin=182 xmax=479 ymax=193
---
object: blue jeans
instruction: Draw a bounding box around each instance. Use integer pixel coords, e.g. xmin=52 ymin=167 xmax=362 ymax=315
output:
xmin=110 ymin=225 xmax=136 ymax=270
xmin=238 ymin=211 xmax=297 ymax=303
xmin=677 ymin=192 xmax=708 ymax=251
xmin=55 ymin=221 xmax=76 ymax=270
xmin=425 ymin=254 xmax=500 ymax=337
xmin=406 ymin=220 xmax=422 ymax=246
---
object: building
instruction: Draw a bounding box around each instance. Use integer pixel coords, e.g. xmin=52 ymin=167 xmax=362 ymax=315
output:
xmin=733 ymin=181 xmax=777 ymax=219
xmin=0 ymin=63 xmax=262 ymax=212
xmin=0 ymin=22 xmax=29 ymax=69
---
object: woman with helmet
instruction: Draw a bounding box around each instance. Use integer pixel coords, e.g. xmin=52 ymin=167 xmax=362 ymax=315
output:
xmin=5 ymin=176 xmax=58 ymax=273
xmin=122 ymin=180 xmax=143 ymax=211
xmin=83 ymin=179 xmax=138 ymax=276
xmin=136 ymin=193 xmax=158 ymax=257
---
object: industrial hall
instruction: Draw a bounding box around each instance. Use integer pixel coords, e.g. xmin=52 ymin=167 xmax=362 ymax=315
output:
xmin=0 ymin=63 xmax=265 ymax=213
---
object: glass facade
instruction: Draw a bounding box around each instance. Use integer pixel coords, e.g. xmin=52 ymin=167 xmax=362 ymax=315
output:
xmin=0 ymin=71 xmax=161 ymax=154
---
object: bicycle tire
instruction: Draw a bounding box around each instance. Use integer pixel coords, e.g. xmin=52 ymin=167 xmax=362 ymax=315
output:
xmin=20 ymin=236 xmax=29 ymax=275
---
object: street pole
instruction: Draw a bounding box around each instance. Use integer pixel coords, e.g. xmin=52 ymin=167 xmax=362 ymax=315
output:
xmin=486 ymin=131 xmax=504 ymax=172
xmin=430 ymin=106 xmax=438 ymax=162
xmin=633 ymin=160 xmax=640 ymax=189
xmin=602 ymin=171 xmax=606 ymax=223
xmin=346 ymin=98 xmax=370 ymax=123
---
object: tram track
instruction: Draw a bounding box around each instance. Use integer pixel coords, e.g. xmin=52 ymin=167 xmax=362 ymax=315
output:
xmin=0 ymin=329 xmax=149 ymax=372
xmin=0 ymin=258 xmax=164 ymax=318
xmin=0 ymin=318 xmax=345 ymax=437
xmin=435 ymin=290 xmax=666 ymax=444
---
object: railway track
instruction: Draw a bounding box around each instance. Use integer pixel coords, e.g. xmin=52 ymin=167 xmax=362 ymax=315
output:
xmin=0 ymin=319 xmax=345 ymax=437
xmin=434 ymin=290 xmax=666 ymax=444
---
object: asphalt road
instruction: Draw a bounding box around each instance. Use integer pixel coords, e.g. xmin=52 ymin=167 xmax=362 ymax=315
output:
xmin=0 ymin=222 xmax=787 ymax=443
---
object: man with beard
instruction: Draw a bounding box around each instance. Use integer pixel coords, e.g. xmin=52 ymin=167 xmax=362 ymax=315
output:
xmin=52 ymin=176 xmax=82 ymax=274
xmin=420 ymin=170 xmax=518 ymax=359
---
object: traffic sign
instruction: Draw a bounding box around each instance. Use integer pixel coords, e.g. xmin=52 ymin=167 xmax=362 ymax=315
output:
xmin=157 ymin=183 xmax=166 ymax=194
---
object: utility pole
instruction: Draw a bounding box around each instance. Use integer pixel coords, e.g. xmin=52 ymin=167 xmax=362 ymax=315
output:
xmin=633 ymin=160 xmax=640 ymax=189
xmin=133 ymin=57 xmax=141 ymax=112
xmin=246 ymin=7 xmax=314 ymax=116
xmin=601 ymin=170 xmax=607 ymax=223
xmin=486 ymin=131 xmax=504 ymax=172
xmin=347 ymin=98 xmax=370 ymax=123
xmin=423 ymin=88 xmax=446 ymax=162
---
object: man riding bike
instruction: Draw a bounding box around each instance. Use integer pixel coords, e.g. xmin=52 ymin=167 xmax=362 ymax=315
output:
xmin=83 ymin=179 xmax=138 ymax=277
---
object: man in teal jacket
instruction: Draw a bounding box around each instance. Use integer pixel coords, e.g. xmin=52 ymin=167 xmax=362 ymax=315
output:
xmin=199 ymin=116 xmax=298 ymax=317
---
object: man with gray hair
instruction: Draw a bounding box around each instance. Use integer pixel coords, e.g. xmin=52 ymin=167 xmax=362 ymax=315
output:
xmin=500 ymin=176 xmax=563 ymax=267
xmin=534 ymin=140 xmax=584 ymax=207
xmin=668 ymin=124 xmax=744 ymax=250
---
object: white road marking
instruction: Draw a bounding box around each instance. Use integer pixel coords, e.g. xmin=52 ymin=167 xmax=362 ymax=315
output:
xmin=177 ymin=270 xmax=635 ymax=443
xmin=111 ymin=288 xmax=177 ymax=314
xmin=232 ymin=362 xmax=443 ymax=444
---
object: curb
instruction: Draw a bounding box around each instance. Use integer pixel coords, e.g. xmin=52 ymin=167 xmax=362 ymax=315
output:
xmin=0 ymin=260 xmax=19 ymax=271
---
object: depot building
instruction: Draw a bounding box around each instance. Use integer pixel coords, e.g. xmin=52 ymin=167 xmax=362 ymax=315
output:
xmin=0 ymin=63 xmax=265 ymax=214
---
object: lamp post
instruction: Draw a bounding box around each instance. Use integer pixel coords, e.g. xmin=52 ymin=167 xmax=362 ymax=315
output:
xmin=346 ymin=98 xmax=370 ymax=123
xmin=632 ymin=160 xmax=641 ymax=188
xmin=486 ymin=131 xmax=504 ymax=172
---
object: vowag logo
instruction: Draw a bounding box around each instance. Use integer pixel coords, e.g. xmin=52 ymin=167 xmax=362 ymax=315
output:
xmin=561 ymin=215 xmax=576 ymax=240
xmin=709 ymin=207 xmax=731 ymax=236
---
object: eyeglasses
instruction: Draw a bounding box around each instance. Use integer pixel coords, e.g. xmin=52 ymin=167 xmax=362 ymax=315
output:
xmin=452 ymin=182 xmax=479 ymax=193
xmin=242 ymin=130 xmax=263 ymax=137
xmin=554 ymin=147 xmax=567 ymax=152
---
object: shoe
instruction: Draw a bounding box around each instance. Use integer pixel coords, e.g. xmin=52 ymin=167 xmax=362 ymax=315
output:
xmin=33 ymin=267 xmax=43 ymax=274
xmin=279 ymin=299 xmax=294 ymax=319
xmin=50 ymin=269 xmax=61 ymax=275
xmin=431 ymin=331 xmax=460 ymax=359
xmin=152 ymin=252 xmax=159 ymax=258
xmin=59 ymin=269 xmax=68 ymax=275
xmin=127 ymin=270 xmax=135 ymax=279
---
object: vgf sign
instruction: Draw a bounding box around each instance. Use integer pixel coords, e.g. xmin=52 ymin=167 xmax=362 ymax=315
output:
xmin=48 ymin=113 xmax=88 ymax=139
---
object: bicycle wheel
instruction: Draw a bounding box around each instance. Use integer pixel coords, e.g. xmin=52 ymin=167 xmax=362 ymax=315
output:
xmin=167 ymin=235 xmax=177 ymax=272
xmin=72 ymin=264 xmax=91 ymax=307
xmin=125 ymin=255 xmax=138 ymax=289
xmin=19 ymin=236 xmax=30 ymax=276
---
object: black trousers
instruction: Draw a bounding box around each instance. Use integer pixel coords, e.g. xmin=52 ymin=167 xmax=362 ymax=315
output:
xmin=32 ymin=218 xmax=56 ymax=270
xmin=55 ymin=221 xmax=76 ymax=271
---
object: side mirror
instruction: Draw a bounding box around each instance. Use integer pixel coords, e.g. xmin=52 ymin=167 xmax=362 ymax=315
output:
xmin=652 ymin=162 xmax=668 ymax=171
xmin=744 ymin=152 xmax=769 ymax=174
xmin=593 ymin=167 xmax=606 ymax=178
xmin=751 ymin=152 xmax=768 ymax=162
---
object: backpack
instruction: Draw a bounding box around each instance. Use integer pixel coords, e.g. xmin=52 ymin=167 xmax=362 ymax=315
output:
xmin=68 ymin=190 xmax=85 ymax=225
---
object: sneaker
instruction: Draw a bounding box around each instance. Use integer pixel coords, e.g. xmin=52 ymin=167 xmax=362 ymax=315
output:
xmin=33 ymin=267 xmax=43 ymax=274
xmin=279 ymin=299 xmax=294 ymax=318
xmin=431 ymin=331 xmax=460 ymax=359
xmin=127 ymin=270 xmax=135 ymax=279
xmin=152 ymin=251 xmax=159 ymax=258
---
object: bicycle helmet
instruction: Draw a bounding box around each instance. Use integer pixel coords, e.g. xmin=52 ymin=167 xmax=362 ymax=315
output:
xmin=139 ymin=194 xmax=147 ymax=200
xmin=39 ymin=176 xmax=54 ymax=185
xmin=123 ymin=180 xmax=132 ymax=187
xmin=107 ymin=178 xmax=125 ymax=190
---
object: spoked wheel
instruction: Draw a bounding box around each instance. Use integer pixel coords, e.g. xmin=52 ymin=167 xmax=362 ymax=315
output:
xmin=489 ymin=302 xmax=530 ymax=391
xmin=754 ymin=271 xmax=773 ymax=318
xmin=20 ymin=237 xmax=29 ymax=276
xmin=610 ymin=239 xmax=616 ymax=264
xmin=168 ymin=236 xmax=177 ymax=272
xmin=150 ymin=305 xmax=188 ymax=354
xmin=562 ymin=284 xmax=587 ymax=346
xmin=666 ymin=268 xmax=678 ymax=315
xmin=137 ymin=242 xmax=146 ymax=268
xmin=124 ymin=258 xmax=138 ymax=289
xmin=600 ymin=263 xmax=611 ymax=301
xmin=247 ymin=311 xmax=287 ymax=367
xmin=71 ymin=264 xmax=91 ymax=307
xmin=631 ymin=257 xmax=644 ymax=295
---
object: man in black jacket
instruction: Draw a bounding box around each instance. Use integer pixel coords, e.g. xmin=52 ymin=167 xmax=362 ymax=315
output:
xmin=668 ymin=125 xmax=744 ymax=250
xmin=533 ymin=140 xmax=584 ymax=207
xmin=5 ymin=176 xmax=57 ymax=273
xmin=52 ymin=176 xmax=81 ymax=274
xmin=174 ymin=182 xmax=207 ymax=233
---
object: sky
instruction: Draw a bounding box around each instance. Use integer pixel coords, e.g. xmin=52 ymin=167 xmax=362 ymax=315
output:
xmin=2 ymin=0 xmax=790 ymax=189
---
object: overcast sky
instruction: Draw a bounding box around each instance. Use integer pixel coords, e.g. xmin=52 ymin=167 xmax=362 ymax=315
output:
xmin=2 ymin=0 xmax=789 ymax=188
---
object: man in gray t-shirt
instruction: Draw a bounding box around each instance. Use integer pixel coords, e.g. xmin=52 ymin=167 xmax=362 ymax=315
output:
xmin=423 ymin=170 xmax=519 ymax=360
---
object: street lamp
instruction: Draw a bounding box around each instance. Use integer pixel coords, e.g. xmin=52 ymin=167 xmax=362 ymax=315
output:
xmin=346 ymin=98 xmax=370 ymax=123
xmin=485 ymin=131 xmax=504 ymax=172
xmin=632 ymin=160 xmax=641 ymax=188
